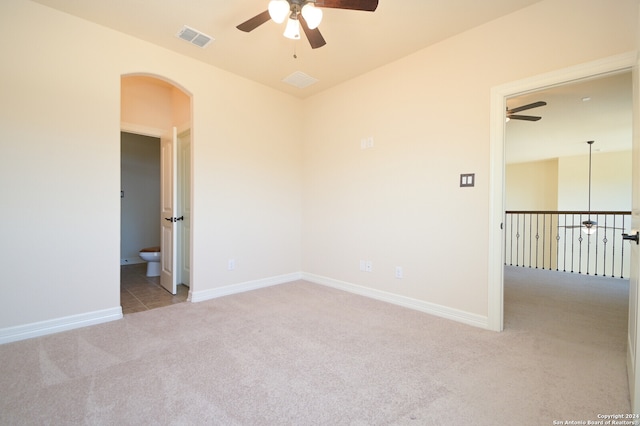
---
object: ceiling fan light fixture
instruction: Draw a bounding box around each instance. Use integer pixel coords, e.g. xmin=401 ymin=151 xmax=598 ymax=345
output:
xmin=268 ymin=0 xmax=290 ymax=24
xmin=301 ymin=3 xmax=323 ymax=29
xmin=283 ymin=16 xmax=300 ymax=39
xmin=581 ymin=220 xmax=598 ymax=235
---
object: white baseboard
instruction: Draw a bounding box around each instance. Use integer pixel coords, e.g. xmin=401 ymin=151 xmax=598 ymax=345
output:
xmin=120 ymin=257 xmax=144 ymax=265
xmin=0 ymin=307 xmax=123 ymax=344
xmin=302 ymin=273 xmax=489 ymax=329
xmin=189 ymin=272 xmax=303 ymax=303
xmin=0 ymin=272 xmax=487 ymax=344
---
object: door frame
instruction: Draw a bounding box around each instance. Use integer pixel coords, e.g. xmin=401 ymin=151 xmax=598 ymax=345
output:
xmin=177 ymin=128 xmax=192 ymax=287
xmin=488 ymin=51 xmax=637 ymax=332
xmin=120 ymin=122 xmax=192 ymax=293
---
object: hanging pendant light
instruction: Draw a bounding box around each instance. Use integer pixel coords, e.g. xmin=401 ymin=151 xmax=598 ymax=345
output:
xmin=581 ymin=140 xmax=597 ymax=235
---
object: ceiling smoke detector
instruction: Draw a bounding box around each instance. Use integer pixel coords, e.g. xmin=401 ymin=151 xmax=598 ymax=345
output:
xmin=176 ymin=25 xmax=214 ymax=48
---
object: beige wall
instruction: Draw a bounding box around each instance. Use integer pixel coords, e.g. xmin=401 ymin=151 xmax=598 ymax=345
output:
xmin=0 ymin=0 xmax=637 ymax=335
xmin=506 ymin=159 xmax=559 ymax=211
xmin=558 ymin=150 xmax=632 ymax=211
xmin=0 ymin=0 xmax=302 ymax=330
xmin=121 ymin=76 xmax=174 ymax=131
xmin=301 ymin=0 xmax=638 ymax=317
xmin=506 ymin=151 xmax=632 ymax=211
xmin=121 ymin=75 xmax=191 ymax=132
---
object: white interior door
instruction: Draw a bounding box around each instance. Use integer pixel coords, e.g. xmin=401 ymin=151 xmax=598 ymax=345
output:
xmin=178 ymin=129 xmax=191 ymax=286
xmin=160 ymin=127 xmax=178 ymax=295
xmin=627 ymin=59 xmax=640 ymax=413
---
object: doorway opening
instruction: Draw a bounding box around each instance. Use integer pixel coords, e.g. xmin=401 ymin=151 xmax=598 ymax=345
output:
xmin=504 ymin=71 xmax=632 ymax=277
xmin=489 ymin=52 xmax=638 ymax=410
xmin=503 ymin=71 xmax=632 ymax=335
xmin=120 ymin=75 xmax=192 ymax=314
xmin=488 ymin=52 xmax=636 ymax=332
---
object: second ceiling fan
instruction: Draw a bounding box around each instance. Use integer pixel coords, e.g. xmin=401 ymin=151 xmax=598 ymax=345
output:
xmin=236 ymin=0 xmax=379 ymax=49
xmin=506 ymin=101 xmax=547 ymax=122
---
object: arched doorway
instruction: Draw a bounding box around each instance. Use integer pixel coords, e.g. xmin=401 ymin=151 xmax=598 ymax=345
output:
xmin=120 ymin=74 xmax=192 ymax=313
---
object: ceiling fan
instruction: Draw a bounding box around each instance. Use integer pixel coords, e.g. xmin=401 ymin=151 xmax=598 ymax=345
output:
xmin=506 ymin=101 xmax=547 ymax=122
xmin=236 ymin=0 xmax=379 ymax=49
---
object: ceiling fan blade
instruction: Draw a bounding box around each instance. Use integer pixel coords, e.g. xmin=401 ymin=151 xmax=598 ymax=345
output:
xmin=315 ymin=0 xmax=378 ymax=11
xmin=508 ymin=101 xmax=547 ymax=114
xmin=560 ymin=225 xmax=625 ymax=231
xmin=508 ymin=114 xmax=542 ymax=121
xmin=300 ymin=15 xmax=327 ymax=49
xmin=237 ymin=10 xmax=271 ymax=32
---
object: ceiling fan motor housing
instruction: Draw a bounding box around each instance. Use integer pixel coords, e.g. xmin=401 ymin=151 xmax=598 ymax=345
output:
xmin=237 ymin=0 xmax=378 ymax=48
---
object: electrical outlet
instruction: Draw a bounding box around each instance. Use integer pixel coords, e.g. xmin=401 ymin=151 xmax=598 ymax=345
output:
xmin=228 ymin=259 xmax=235 ymax=271
xmin=359 ymin=260 xmax=366 ymax=271
xmin=366 ymin=137 xmax=374 ymax=149
xmin=395 ymin=266 xmax=403 ymax=279
xmin=360 ymin=137 xmax=374 ymax=150
xmin=365 ymin=261 xmax=372 ymax=272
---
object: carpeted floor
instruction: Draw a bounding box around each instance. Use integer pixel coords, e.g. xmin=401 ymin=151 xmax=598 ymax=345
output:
xmin=0 ymin=267 xmax=631 ymax=425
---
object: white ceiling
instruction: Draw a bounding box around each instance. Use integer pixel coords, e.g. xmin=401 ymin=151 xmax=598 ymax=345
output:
xmin=30 ymin=0 xmax=543 ymax=98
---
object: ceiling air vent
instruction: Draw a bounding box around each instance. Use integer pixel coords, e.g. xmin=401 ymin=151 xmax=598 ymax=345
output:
xmin=176 ymin=25 xmax=214 ymax=48
xmin=282 ymin=71 xmax=318 ymax=89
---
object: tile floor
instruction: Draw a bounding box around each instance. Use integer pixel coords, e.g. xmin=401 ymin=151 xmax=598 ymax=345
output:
xmin=120 ymin=263 xmax=188 ymax=314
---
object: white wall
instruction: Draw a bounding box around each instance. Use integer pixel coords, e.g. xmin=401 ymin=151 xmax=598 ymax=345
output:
xmin=301 ymin=0 xmax=638 ymax=320
xmin=0 ymin=0 xmax=302 ymax=333
xmin=120 ymin=132 xmax=161 ymax=263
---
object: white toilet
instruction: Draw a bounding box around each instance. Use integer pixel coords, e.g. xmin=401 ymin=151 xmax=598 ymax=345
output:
xmin=139 ymin=246 xmax=161 ymax=277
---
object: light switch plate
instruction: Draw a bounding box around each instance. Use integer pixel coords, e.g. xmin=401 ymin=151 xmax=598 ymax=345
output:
xmin=460 ymin=173 xmax=475 ymax=187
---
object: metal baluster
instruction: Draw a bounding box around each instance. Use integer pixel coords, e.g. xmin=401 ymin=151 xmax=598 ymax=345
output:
xmin=555 ymin=213 xmax=560 ymax=271
xmin=562 ymin=214 xmax=568 ymax=272
xmin=618 ymin=215 xmax=624 ymax=278
xmin=585 ymin=213 xmax=592 ymax=275
xmin=504 ymin=213 xmax=508 ymax=266
xmin=578 ymin=213 xmax=584 ymax=274
xmin=534 ymin=214 xmax=540 ymax=269
xmin=509 ymin=213 xmax=514 ymax=266
xmin=571 ymin=215 xmax=576 ymax=273
xmin=542 ymin=214 xmax=547 ymax=269
xmin=601 ymin=214 xmax=608 ymax=277
xmin=528 ymin=213 xmax=532 ymax=268
xmin=515 ymin=214 xmax=520 ymax=266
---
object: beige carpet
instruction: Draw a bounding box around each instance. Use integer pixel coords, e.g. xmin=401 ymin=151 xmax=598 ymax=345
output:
xmin=0 ymin=267 xmax=631 ymax=425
